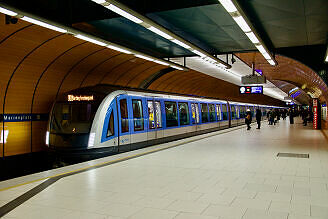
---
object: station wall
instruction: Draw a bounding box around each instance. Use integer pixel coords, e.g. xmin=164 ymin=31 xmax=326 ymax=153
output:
xmin=0 ymin=15 xmax=283 ymax=157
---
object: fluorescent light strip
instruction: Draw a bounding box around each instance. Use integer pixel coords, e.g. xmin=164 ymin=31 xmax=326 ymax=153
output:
xmin=233 ymin=16 xmax=251 ymax=32
xmin=245 ymin=32 xmax=259 ymax=44
xmin=262 ymin=52 xmax=271 ymax=60
xmin=106 ymin=4 xmax=143 ymax=24
xmin=135 ymin=54 xmax=154 ymax=61
xmin=21 ymin=16 xmax=67 ymax=33
xmin=192 ymin=50 xmax=207 ymax=57
xmin=91 ymin=0 xmax=107 ymax=3
xmin=218 ymin=0 xmax=237 ymax=13
xmin=107 ymin=45 xmax=131 ymax=54
xmin=255 ymin=45 xmax=267 ymax=55
xmin=0 ymin=6 xmax=17 ymax=16
xmin=147 ymin=27 xmax=173 ymax=40
xmin=325 ymin=54 xmax=328 ymax=62
xmin=153 ymin=60 xmax=169 ymax=66
xmin=172 ymin=39 xmax=191 ymax=49
xmin=267 ymin=59 xmax=276 ymax=66
xmin=171 ymin=65 xmax=184 ymax=70
xmin=75 ymin=34 xmax=107 ymax=46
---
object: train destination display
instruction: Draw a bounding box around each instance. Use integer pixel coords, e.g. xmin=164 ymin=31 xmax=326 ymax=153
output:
xmin=239 ymin=86 xmax=263 ymax=94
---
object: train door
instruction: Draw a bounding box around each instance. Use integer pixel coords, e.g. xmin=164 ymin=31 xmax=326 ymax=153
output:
xmin=117 ymin=95 xmax=131 ymax=152
xmin=147 ymin=99 xmax=156 ymax=141
xmin=147 ymin=99 xmax=164 ymax=141
xmin=130 ymin=97 xmax=147 ymax=147
xmin=154 ymin=100 xmax=164 ymax=139
xmin=190 ymin=102 xmax=199 ymax=132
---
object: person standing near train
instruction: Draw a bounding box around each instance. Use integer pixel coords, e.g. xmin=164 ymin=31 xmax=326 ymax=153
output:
xmin=256 ymin=108 xmax=261 ymax=129
xmin=245 ymin=109 xmax=252 ymax=130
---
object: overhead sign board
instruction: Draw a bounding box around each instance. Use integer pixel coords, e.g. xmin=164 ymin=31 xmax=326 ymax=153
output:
xmin=239 ymin=86 xmax=263 ymax=94
xmin=241 ymin=75 xmax=266 ymax=84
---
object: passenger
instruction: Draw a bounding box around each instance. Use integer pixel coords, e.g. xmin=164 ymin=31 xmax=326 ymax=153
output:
xmin=282 ymin=109 xmax=287 ymax=120
xmin=256 ymin=108 xmax=261 ymax=129
xmin=245 ymin=109 xmax=252 ymax=130
xmin=289 ymin=109 xmax=294 ymax=124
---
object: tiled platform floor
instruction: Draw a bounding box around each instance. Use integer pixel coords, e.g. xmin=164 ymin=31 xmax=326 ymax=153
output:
xmin=2 ymin=118 xmax=328 ymax=219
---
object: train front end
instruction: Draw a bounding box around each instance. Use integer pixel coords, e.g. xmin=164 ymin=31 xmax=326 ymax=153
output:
xmin=46 ymin=91 xmax=104 ymax=157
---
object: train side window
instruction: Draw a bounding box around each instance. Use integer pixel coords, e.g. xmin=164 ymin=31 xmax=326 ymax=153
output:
xmin=231 ymin=105 xmax=236 ymax=119
xmin=222 ymin=104 xmax=228 ymax=120
xmin=132 ymin=99 xmax=144 ymax=131
xmin=209 ymin=104 xmax=216 ymax=122
xmin=165 ymin=101 xmax=178 ymax=127
xmin=148 ymin=101 xmax=156 ymax=129
xmin=191 ymin=103 xmax=200 ymax=124
xmin=120 ymin=99 xmax=129 ymax=133
xmin=106 ymin=111 xmax=114 ymax=137
xmin=201 ymin=103 xmax=209 ymax=123
xmin=240 ymin=106 xmax=245 ymax=118
xmin=236 ymin=106 xmax=240 ymax=119
xmin=216 ymin=104 xmax=222 ymax=121
xmin=178 ymin=102 xmax=190 ymax=125
xmin=155 ymin=101 xmax=162 ymax=128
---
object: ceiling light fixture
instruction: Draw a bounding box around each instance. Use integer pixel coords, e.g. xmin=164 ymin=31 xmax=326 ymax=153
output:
xmin=218 ymin=0 xmax=237 ymax=13
xmin=0 ymin=3 xmax=187 ymax=72
xmin=153 ymin=60 xmax=170 ymax=66
xmin=147 ymin=27 xmax=173 ymax=40
xmin=91 ymin=0 xmax=107 ymax=3
xmin=135 ymin=54 xmax=154 ymax=61
xmin=171 ymin=39 xmax=191 ymax=49
xmin=21 ymin=16 xmax=67 ymax=33
xmin=107 ymin=45 xmax=132 ymax=54
xmin=171 ymin=65 xmax=184 ymax=70
xmin=106 ymin=4 xmax=143 ymax=24
xmin=245 ymin=32 xmax=259 ymax=44
xmin=90 ymin=0 xmax=230 ymax=68
xmin=233 ymin=16 xmax=251 ymax=32
xmin=192 ymin=50 xmax=207 ymax=57
xmin=75 ymin=34 xmax=107 ymax=46
xmin=0 ymin=6 xmax=17 ymax=16
xmin=218 ymin=0 xmax=276 ymax=66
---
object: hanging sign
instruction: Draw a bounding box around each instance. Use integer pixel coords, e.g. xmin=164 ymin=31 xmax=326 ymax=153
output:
xmin=239 ymin=86 xmax=263 ymax=94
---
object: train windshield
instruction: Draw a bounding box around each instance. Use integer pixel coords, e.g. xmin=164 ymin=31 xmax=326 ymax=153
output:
xmin=50 ymin=103 xmax=97 ymax=134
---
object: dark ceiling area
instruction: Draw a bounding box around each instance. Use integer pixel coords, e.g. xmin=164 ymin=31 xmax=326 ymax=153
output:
xmin=0 ymin=0 xmax=327 ymax=82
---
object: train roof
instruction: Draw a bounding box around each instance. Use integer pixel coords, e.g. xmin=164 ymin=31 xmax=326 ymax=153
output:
xmin=59 ymin=84 xmax=281 ymax=108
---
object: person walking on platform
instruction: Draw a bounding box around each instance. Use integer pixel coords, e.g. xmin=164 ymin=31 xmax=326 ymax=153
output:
xmin=289 ymin=109 xmax=294 ymax=124
xmin=245 ymin=109 xmax=252 ymax=130
xmin=256 ymin=108 xmax=261 ymax=129
xmin=282 ymin=109 xmax=287 ymax=120
xmin=302 ymin=109 xmax=308 ymax=126
xmin=268 ymin=109 xmax=273 ymax=125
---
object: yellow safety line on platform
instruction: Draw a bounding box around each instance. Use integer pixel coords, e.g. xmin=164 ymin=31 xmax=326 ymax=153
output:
xmin=0 ymin=125 xmax=245 ymax=192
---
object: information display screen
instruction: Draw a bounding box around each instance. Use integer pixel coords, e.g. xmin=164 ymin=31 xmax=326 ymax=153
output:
xmin=239 ymin=86 xmax=263 ymax=94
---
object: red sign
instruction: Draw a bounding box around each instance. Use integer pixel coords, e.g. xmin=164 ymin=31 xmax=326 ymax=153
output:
xmin=313 ymin=99 xmax=318 ymax=129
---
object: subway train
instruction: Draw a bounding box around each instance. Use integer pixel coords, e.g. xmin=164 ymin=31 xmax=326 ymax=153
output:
xmin=46 ymin=85 xmax=282 ymax=157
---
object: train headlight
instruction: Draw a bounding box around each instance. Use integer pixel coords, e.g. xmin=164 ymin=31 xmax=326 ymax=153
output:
xmin=0 ymin=130 xmax=9 ymax=143
xmin=88 ymin=132 xmax=96 ymax=147
xmin=45 ymin=131 xmax=49 ymax=146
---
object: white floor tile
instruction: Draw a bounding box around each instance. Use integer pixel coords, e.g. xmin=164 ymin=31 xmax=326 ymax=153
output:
xmin=202 ymin=204 xmax=247 ymax=219
xmin=174 ymin=212 xmax=219 ymax=219
xmin=242 ymin=209 xmax=288 ymax=219
xmin=96 ymin=203 xmax=144 ymax=218
xmin=165 ymin=200 xmax=209 ymax=214
xmin=128 ymin=208 xmax=178 ymax=219
xmin=311 ymin=205 xmax=328 ymax=218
